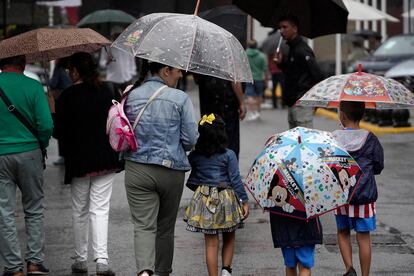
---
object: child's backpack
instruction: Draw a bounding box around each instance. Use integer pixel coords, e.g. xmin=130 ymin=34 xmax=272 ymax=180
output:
xmin=106 ymin=85 xmax=167 ymax=152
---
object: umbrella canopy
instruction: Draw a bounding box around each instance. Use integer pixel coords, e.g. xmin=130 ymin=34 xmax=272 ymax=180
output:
xmin=0 ymin=28 xmax=110 ymax=63
xmin=260 ymin=31 xmax=289 ymax=55
xmin=199 ymin=5 xmax=247 ymax=48
xmin=77 ymin=9 xmax=136 ymax=26
xmin=233 ymin=0 xmax=349 ymax=39
xmin=349 ymin=30 xmax=382 ymax=40
xmin=112 ymin=12 xmax=253 ymax=83
xmin=245 ymin=127 xmax=361 ymax=220
xmin=298 ymin=66 xmax=414 ymax=109
xmin=343 ymin=0 xmax=398 ymax=22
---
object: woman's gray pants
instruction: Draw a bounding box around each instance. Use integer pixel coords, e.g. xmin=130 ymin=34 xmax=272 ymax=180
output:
xmin=124 ymin=161 xmax=185 ymax=276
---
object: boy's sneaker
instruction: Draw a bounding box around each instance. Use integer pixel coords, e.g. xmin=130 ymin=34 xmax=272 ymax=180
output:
xmin=27 ymin=261 xmax=49 ymax=275
xmin=344 ymin=267 xmax=357 ymax=276
xmin=71 ymin=260 xmax=88 ymax=274
xmin=96 ymin=263 xmax=115 ymax=276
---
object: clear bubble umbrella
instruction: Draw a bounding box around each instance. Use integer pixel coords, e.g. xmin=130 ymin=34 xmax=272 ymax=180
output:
xmin=111 ymin=10 xmax=253 ymax=83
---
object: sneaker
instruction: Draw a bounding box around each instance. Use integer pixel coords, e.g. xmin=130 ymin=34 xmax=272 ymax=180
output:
xmin=27 ymin=261 xmax=49 ymax=275
xmin=53 ymin=157 xmax=64 ymax=166
xmin=2 ymin=271 xmax=24 ymax=276
xmin=344 ymin=267 xmax=357 ymax=276
xmin=71 ymin=260 xmax=88 ymax=274
xmin=221 ymin=268 xmax=232 ymax=276
xmin=96 ymin=263 xmax=115 ymax=276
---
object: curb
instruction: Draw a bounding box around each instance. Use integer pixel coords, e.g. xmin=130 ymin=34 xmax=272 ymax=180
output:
xmin=315 ymin=108 xmax=414 ymax=135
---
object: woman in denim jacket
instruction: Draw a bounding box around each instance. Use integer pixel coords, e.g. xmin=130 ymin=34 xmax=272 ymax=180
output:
xmin=123 ymin=61 xmax=198 ymax=276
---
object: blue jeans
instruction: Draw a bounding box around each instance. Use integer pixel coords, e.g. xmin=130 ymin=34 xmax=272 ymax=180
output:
xmin=0 ymin=149 xmax=45 ymax=273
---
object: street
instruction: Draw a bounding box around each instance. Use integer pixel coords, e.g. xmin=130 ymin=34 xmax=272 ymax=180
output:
xmin=4 ymin=81 xmax=414 ymax=276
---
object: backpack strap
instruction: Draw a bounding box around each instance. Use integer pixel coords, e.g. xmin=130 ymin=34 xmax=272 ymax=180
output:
xmin=132 ymin=85 xmax=167 ymax=130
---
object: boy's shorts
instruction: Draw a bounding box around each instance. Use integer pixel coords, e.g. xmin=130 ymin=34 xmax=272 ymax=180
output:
xmin=245 ymin=81 xmax=264 ymax=97
xmin=281 ymin=245 xmax=315 ymax=268
xmin=335 ymin=215 xmax=376 ymax=232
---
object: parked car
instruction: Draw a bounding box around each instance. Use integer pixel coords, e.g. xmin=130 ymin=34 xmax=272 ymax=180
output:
xmin=348 ymin=34 xmax=414 ymax=75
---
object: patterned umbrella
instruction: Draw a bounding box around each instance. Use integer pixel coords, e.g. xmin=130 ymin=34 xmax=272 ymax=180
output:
xmin=0 ymin=28 xmax=110 ymax=63
xmin=245 ymin=127 xmax=362 ymax=220
xmin=111 ymin=12 xmax=253 ymax=83
xmin=298 ymin=65 xmax=414 ymax=109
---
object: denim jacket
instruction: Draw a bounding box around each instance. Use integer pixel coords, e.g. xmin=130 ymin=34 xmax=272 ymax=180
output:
xmin=186 ymin=149 xmax=249 ymax=202
xmin=123 ymin=77 xmax=198 ymax=171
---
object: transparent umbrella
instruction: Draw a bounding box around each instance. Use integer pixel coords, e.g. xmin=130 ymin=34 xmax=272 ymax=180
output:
xmin=111 ymin=12 xmax=253 ymax=83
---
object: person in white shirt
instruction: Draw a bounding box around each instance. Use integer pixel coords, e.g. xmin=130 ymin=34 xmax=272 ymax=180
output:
xmin=100 ymin=28 xmax=137 ymax=94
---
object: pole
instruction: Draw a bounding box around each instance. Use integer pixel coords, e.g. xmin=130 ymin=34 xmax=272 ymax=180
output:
xmin=2 ymin=0 xmax=7 ymax=38
xmin=381 ymin=0 xmax=387 ymax=41
xmin=372 ymin=0 xmax=378 ymax=31
xmin=335 ymin=34 xmax=342 ymax=75
xmin=409 ymin=0 xmax=412 ymax=34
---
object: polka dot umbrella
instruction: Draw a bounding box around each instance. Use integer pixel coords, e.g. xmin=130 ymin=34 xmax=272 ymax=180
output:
xmin=111 ymin=10 xmax=253 ymax=83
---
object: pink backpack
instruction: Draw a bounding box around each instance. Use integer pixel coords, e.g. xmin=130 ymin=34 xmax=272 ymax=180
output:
xmin=106 ymin=85 xmax=167 ymax=152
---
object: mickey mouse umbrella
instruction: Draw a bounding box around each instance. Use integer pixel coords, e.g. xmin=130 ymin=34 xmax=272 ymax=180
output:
xmin=245 ymin=127 xmax=362 ymax=220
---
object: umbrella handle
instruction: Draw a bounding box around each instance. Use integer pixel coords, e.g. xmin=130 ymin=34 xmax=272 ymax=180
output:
xmin=276 ymin=35 xmax=283 ymax=54
xmin=194 ymin=0 xmax=201 ymax=16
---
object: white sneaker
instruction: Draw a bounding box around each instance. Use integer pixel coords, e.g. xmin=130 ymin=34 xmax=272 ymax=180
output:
xmin=221 ymin=268 xmax=232 ymax=276
xmin=244 ymin=112 xmax=255 ymax=121
xmin=252 ymin=111 xmax=260 ymax=120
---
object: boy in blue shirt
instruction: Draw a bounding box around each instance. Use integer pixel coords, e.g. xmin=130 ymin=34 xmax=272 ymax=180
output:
xmin=333 ymin=101 xmax=384 ymax=276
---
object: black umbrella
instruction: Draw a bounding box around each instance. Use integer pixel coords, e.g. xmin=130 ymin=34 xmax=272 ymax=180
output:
xmin=233 ymin=0 xmax=349 ymax=39
xmin=199 ymin=5 xmax=247 ymax=48
xmin=260 ymin=31 xmax=289 ymax=55
xmin=350 ymin=29 xmax=382 ymax=40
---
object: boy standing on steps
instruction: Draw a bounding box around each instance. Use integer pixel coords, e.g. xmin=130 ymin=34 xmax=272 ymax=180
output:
xmin=333 ymin=101 xmax=384 ymax=276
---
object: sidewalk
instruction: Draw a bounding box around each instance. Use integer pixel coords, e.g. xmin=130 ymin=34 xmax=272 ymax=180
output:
xmin=3 ymin=84 xmax=414 ymax=275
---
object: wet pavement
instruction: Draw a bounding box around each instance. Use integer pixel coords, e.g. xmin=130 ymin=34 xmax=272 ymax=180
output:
xmin=3 ymin=81 xmax=414 ymax=275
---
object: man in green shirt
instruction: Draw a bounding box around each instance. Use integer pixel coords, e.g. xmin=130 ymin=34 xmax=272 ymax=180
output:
xmin=0 ymin=55 xmax=53 ymax=276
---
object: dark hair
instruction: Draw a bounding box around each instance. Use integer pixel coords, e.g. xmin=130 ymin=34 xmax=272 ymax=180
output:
xmin=68 ymin=52 xmax=99 ymax=86
xmin=339 ymin=101 xmax=365 ymax=122
xmin=247 ymin=39 xmax=258 ymax=49
xmin=0 ymin=55 xmax=26 ymax=70
xmin=278 ymin=15 xmax=300 ymax=28
xmin=132 ymin=59 xmax=173 ymax=89
xmin=194 ymin=114 xmax=228 ymax=157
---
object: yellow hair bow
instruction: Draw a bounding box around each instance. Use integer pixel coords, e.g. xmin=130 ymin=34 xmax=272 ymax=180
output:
xmin=199 ymin=113 xmax=215 ymax=126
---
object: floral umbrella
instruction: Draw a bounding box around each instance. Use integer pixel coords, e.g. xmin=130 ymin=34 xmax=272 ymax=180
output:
xmin=297 ymin=65 xmax=414 ymax=109
xmin=245 ymin=127 xmax=362 ymax=220
xmin=111 ymin=9 xmax=252 ymax=82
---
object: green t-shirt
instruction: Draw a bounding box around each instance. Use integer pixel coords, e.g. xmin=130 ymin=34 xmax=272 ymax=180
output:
xmin=0 ymin=72 xmax=53 ymax=155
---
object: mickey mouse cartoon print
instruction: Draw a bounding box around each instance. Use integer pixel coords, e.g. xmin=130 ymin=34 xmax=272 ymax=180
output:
xmin=267 ymin=174 xmax=295 ymax=213
xmin=331 ymin=167 xmax=357 ymax=191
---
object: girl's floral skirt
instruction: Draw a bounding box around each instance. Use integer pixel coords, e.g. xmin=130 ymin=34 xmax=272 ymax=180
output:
xmin=184 ymin=185 xmax=244 ymax=234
